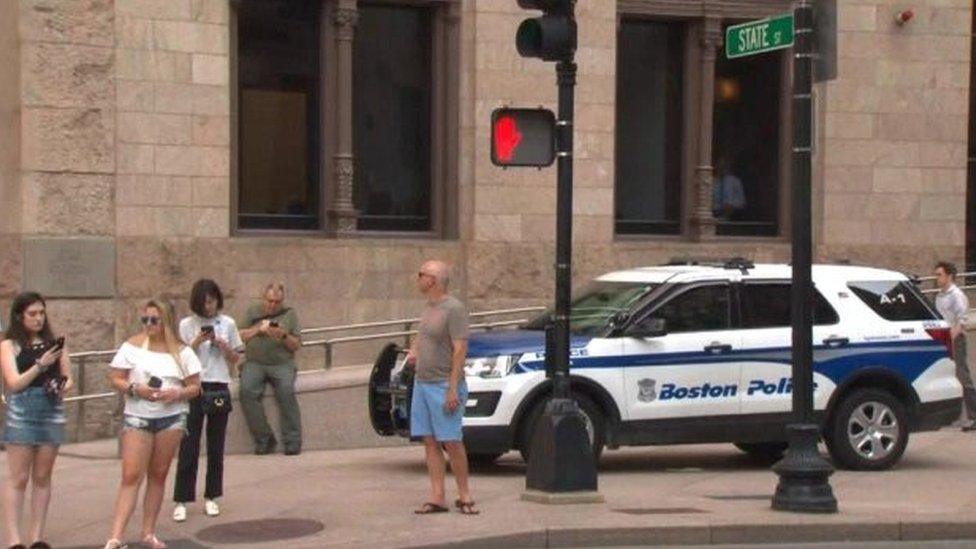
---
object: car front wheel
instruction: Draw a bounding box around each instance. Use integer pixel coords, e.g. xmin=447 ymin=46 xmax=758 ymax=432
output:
xmin=826 ymin=388 xmax=908 ymax=471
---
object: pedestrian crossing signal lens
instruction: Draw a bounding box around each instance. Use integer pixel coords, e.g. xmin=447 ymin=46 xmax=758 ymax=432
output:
xmin=490 ymin=108 xmax=556 ymax=168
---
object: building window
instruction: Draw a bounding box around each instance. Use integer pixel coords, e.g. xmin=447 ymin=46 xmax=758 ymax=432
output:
xmin=713 ymin=39 xmax=782 ymax=237
xmin=237 ymin=0 xmax=321 ymax=231
xmin=614 ymin=18 xmax=685 ymax=235
xmin=234 ymin=0 xmax=457 ymax=236
xmin=354 ymin=3 xmax=433 ymax=232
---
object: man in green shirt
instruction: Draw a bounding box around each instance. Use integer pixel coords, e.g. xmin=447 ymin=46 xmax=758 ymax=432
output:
xmin=238 ymin=283 xmax=303 ymax=455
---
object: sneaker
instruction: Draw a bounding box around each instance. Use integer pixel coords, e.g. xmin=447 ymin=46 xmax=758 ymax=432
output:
xmin=204 ymin=499 xmax=220 ymax=517
xmin=172 ymin=503 xmax=187 ymax=522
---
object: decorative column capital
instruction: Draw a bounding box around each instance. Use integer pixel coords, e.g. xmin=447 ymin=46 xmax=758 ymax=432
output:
xmin=333 ymin=6 xmax=359 ymax=40
xmin=701 ymin=17 xmax=724 ymax=58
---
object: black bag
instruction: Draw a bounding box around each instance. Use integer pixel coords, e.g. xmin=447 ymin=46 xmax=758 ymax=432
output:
xmin=201 ymin=387 xmax=233 ymax=415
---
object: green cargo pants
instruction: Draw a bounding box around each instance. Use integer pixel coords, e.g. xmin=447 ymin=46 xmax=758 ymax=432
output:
xmin=239 ymin=360 xmax=302 ymax=451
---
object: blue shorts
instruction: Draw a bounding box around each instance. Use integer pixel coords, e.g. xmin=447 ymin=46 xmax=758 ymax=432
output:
xmin=122 ymin=413 xmax=187 ymax=434
xmin=2 ymin=387 xmax=65 ymax=446
xmin=410 ymin=380 xmax=467 ymax=442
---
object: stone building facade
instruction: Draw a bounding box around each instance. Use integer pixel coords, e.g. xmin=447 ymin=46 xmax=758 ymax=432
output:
xmin=0 ymin=1 xmax=971 ymax=439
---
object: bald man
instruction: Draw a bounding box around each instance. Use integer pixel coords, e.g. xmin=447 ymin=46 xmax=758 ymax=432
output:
xmin=407 ymin=260 xmax=478 ymax=515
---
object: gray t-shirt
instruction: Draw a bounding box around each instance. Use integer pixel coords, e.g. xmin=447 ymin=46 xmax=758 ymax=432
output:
xmin=416 ymin=295 xmax=469 ymax=382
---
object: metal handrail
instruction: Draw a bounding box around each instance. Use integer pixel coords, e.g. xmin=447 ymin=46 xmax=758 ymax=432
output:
xmin=300 ymin=307 xmax=544 ymax=335
xmin=2 ymin=306 xmax=544 ymax=440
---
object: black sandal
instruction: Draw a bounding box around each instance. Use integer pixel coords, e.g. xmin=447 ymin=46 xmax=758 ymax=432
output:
xmin=414 ymin=502 xmax=449 ymax=514
xmin=455 ymin=499 xmax=480 ymax=515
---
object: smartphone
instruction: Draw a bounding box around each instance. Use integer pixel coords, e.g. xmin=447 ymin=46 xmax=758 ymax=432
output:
xmin=147 ymin=376 xmax=163 ymax=390
xmin=51 ymin=336 xmax=65 ymax=352
xmin=201 ymin=325 xmax=215 ymax=338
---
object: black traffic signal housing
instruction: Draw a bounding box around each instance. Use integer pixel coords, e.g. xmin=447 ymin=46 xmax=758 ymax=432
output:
xmin=515 ymin=0 xmax=577 ymax=62
xmin=490 ymin=108 xmax=556 ymax=167
xmin=813 ymin=0 xmax=837 ymax=82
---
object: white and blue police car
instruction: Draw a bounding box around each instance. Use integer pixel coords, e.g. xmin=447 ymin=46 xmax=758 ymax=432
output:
xmin=369 ymin=260 xmax=963 ymax=470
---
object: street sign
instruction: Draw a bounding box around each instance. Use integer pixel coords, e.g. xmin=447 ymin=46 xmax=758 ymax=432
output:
xmin=725 ymin=13 xmax=794 ymax=59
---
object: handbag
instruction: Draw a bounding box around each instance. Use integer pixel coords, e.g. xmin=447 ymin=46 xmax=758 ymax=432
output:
xmin=201 ymin=387 xmax=233 ymax=415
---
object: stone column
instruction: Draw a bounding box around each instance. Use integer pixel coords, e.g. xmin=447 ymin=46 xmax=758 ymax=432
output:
xmin=330 ymin=1 xmax=359 ymax=234
xmin=690 ymin=17 xmax=722 ymax=240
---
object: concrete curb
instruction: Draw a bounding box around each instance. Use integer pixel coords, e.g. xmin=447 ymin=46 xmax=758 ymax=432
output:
xmin=409 ymin=520 xmax=976 ymax=548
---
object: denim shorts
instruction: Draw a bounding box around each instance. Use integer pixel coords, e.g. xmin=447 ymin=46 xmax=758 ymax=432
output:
xmin=2 ymin=387 xmax=66 ymax=446
xmin=122 ymin=413 xmax=187 ymax=434
xmin=410 ymin=380 xmax=467 ymax=442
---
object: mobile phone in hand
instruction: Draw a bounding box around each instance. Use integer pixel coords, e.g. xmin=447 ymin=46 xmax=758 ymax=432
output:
xmin=147 ymin=376 xmax=163 ymax=390
xmin=201 ymin=325 xmax=215 ymax=339
xmin=50 ymin=336 xmax=65 ymax=352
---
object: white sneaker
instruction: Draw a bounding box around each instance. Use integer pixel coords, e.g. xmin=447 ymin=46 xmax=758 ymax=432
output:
xmin=172 ymin=503 xmax=187 ymax=522
xmin=204 ymin=499 xmax=220 ymax=517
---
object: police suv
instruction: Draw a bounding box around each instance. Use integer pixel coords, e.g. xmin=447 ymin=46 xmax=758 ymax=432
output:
xmin=368 ymin=260 xmax=963 ymax=470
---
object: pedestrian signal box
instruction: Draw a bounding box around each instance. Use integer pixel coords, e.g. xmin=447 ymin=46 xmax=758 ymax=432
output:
xmin=490 ymin=108 xmax=556 ymax=167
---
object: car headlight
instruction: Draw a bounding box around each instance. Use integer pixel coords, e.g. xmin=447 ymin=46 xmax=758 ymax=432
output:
xmin=464 ymin=355 xmax=520 ymax=378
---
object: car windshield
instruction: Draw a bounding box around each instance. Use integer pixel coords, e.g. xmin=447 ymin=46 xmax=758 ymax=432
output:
xmin=522 ymin=281 xmax=657 ymax=336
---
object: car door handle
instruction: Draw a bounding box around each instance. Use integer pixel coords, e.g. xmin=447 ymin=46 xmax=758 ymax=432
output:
xmin=823 ymin=336 xmax=850 ymax=348
xmin=704 ymin=343 xmax=733 ymax=355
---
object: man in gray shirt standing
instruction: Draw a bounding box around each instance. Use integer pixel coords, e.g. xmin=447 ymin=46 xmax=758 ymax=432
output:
xmin=407 ymin=260 xmax=478 ymax=515
xmin=934 ymin=261 xmax=976 ymax=431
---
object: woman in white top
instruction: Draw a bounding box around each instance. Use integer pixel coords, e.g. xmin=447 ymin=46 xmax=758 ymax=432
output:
xmin=172 ymin=279 xmax=242 ymax=522
xmin=103 ymin=299 xmax=202 ymax=549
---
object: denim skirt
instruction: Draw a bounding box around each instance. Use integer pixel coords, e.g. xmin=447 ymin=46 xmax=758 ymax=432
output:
xmin=2 ymin=387 xmax=65 ymax=445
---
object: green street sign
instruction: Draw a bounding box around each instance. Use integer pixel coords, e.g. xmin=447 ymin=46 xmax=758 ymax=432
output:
xmin=725 ymin=13 xmax=795 ymax=59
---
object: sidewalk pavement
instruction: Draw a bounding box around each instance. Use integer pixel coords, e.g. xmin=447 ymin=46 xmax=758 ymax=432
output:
xmin=7 ymin=430 xmax=976 ymax=548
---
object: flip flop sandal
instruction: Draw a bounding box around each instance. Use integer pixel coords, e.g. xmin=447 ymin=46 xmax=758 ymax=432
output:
xmin=455 ymin=499 xmax=481 ymax=515
xmin=414 ymin=502 xmax=449 ymax=514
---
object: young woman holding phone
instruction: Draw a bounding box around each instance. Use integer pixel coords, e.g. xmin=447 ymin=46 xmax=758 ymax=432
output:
xmin=172 ymin=279 xmax=242 ymax=522
xmin=1 ymin=292 xmax=73 ymax=549
xmin=103 ymin=299 xmax=201 ymax=549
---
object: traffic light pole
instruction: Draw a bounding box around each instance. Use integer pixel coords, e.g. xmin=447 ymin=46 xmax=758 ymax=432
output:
xmin=523 ymin=57 xmax=601 ymax=503
xmin=771 ymin=0 xmax=837 ymax=513
xmin=552 ymin=59 xmax=575 ymax=401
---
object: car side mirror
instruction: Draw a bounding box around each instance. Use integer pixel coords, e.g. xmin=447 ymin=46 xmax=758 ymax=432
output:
xmin=627 ymin=317 xmax=667 ymax=338
xmin=609 ymin=311 xmax=630 ymax=329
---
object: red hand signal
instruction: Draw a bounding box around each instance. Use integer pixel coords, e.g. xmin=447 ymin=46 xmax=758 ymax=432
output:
xmin=493 ymin=115 xmax=523 ymax=163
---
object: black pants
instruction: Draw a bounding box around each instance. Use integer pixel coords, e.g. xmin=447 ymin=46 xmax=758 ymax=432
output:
xmin=174 ymin=382 xmax=230 ymax=503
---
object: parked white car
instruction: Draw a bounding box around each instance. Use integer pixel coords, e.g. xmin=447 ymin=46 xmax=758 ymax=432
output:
xmin=369 ymin=260 xmax=962 ymax=470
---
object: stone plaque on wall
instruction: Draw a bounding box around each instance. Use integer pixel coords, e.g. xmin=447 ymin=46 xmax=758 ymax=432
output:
xmin=22 ymin=238 xmax=115 ymax=298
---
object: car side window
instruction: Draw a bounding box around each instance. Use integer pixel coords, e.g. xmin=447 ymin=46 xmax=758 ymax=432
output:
xmin=649 ymin=284 xmax=731 ymax=333
xmin=739 ymin=283 xmax=839 ymax=328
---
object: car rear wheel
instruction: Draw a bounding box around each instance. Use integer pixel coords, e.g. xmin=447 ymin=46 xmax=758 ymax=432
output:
xmin=517 ymin=393 xmax=605 ymax=464
xmin=826 ymin=388 xmax=908 ymax=471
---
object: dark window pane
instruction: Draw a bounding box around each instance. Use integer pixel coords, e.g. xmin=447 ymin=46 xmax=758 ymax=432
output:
xmin=848 ymin=281 xmax=937 ymax=321
xmin=354 ymin=3 xmax=432 ymax=232
xmin=713 ymin=31 xmax=781 ymax=237
xmin=237 ymin=0 xmax=321 ymax=230
xmin=651 ymin=285 xmax=730 ymax=333
xmin=740 ymin=284 xmax=839 ymax=328
xmin=615 ymin=19 xmax=684 ymax=235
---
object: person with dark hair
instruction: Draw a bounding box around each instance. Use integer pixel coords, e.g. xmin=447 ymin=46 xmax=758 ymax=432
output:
xmin=934 ymin=261 xmax=976 ymax=430
xmin=103 ymin=299 xmax=202 ymax=549
xmin=1 ymin=292 xmax=73 ymax=549
xmin=238 ymin=282 xmax=303 ymax=455
xmin=172 ymin=280 xmax=243 ymax=522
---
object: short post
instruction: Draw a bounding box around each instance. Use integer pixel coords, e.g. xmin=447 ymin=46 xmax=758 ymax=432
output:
xmin=74 ymin=358 xmax=88 ymax=442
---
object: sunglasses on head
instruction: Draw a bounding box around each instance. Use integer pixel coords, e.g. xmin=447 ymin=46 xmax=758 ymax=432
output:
xmin=140 ymin=316 xmax=161 ymax=326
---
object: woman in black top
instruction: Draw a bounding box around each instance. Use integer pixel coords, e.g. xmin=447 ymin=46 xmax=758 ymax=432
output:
xmin=1 ymin=292 xmax=73 ymax=549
